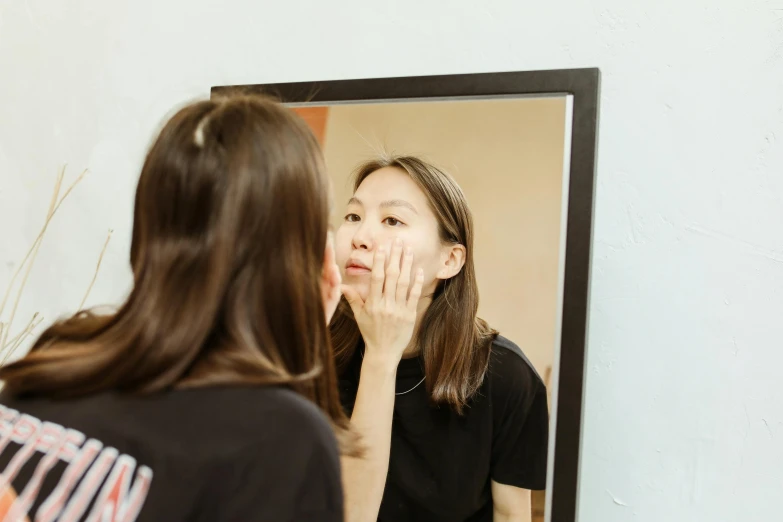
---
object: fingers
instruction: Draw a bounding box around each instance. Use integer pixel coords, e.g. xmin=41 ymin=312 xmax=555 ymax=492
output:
xmin=396 ymin=245 xmax=413 ymax=303
xmin=384 ymin=238 xmax=403 ymax=300
xmin=406 ymin=268 xmax=425 ymax=312
xmin=369 ymin=246 xmax=386 ymax=303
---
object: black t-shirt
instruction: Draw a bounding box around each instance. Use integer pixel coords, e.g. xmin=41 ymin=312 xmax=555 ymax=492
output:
xmin=339 ymin=335 xmax=549 ymax=522
xmin=0 ymin=386 xmax=343 ymax=522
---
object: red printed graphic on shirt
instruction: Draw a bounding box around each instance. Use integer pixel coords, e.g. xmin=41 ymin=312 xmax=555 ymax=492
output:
xmin=0 ymin=405 xmax=153 ymax=522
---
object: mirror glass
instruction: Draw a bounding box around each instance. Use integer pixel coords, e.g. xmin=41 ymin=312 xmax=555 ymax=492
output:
xmin=296 ymin=94 xmax=573 ymax=522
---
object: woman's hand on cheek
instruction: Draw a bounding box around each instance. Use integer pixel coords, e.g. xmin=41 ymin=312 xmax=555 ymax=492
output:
xmin=341 ymin=238 xmax=424 ymax=370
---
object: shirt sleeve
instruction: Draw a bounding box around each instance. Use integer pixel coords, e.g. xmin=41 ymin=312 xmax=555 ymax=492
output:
xmin=489 ymin=344 xmax=550 ymax=490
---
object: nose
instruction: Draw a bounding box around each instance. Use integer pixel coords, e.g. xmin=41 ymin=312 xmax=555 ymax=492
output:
xmin=351 ymin=221 xmax=375 ymax=251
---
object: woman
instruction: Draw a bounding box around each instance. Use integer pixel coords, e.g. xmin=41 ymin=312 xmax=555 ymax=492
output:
xmin=332 ymin=155 xmax=549 ymax=522
xmin=0 ymin=95 xmax=357 ymax=522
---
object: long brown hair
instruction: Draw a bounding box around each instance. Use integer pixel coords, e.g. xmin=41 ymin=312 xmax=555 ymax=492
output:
xmin=330 ymin=155 xmax=497 ymax=414
xmin=0 ymin=95 xmax=358 ymax=453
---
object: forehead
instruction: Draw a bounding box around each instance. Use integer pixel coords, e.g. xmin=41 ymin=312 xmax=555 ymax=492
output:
xmin=354 ymin=167 xmax=426 ymax=202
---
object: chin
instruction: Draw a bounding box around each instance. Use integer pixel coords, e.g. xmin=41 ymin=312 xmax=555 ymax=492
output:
xmin=344 ymin=279 xmax=370 ymax=301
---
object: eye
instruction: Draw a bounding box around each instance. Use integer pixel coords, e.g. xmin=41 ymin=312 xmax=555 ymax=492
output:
xmin=344 ymin=213 xmax=360 ymax=223
xmin=383 ymin=217 xmax=404 ymax=227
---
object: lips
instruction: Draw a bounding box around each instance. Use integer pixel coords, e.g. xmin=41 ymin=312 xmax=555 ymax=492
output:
xmin=345 ymin=258 xmax=371 ymax=273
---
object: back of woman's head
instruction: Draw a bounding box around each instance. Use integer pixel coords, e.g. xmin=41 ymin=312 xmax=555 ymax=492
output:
xmin=0 ymin=95 xmax=354 ymax=448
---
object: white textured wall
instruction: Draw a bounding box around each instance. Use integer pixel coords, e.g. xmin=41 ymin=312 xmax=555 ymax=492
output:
xmin=0 ymin=1 xmax=780 ymax=520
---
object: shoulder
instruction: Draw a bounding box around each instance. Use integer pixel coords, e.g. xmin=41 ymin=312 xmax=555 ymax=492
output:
xmin=486 ymin=335 xmax=546 ymax=407
xmin=255 ymin=387 xmax=332 ymax=428
xmin=228 ymin=387 xmax=338 ymax=453
xmin=3 ymin=386 xmax=339 ymax=458
xmin=488 ymin=335 xmax=544 ymax=384
xmin=185 ymin=388 xmax=344 ymax=519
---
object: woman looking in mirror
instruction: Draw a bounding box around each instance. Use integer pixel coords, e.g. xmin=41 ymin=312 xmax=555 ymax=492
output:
xmin=332 ymin=155 xmax=549 ymax=522
xmin=0 ymin=95 xmax=356 ymax=522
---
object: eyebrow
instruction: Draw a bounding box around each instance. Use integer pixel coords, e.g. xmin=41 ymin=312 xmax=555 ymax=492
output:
xmin=348 ymin=197 xmax=418 ymax=214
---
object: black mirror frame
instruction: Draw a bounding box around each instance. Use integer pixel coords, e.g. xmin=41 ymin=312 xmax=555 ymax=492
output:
xmin=212 ymin=67 xmax=600 ymax=522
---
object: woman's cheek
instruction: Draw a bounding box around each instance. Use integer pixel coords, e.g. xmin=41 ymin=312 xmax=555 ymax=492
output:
xmin=418 ymin=265 xmax=437 ymax=287
xmin=333 ymin=242 xmax=352 ymax=271
xmin=333 ymin=223 xmax=353 ymax=250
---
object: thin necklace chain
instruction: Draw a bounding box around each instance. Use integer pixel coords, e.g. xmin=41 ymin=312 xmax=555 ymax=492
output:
xmin=395 ymin=376 xmax=426 ymax=396
xmin=360 ymin=349 xmax=426 ymax=396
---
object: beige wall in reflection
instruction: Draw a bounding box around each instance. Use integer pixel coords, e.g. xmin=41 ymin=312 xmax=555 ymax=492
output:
xmin=322 ymin=97 xmax=567 ymax=376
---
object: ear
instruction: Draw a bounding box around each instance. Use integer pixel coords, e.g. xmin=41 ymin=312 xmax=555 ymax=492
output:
xmin=322 ymin=231 xmax=342 ymax=323
xmin=436 ymin=243 xmax=466 ymax=280
xmin=322 ymin=233 xmax=340 ymax=287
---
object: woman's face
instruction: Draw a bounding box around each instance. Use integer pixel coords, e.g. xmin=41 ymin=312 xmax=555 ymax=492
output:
xmin=335 ymin=167 xmax=463 ymax=302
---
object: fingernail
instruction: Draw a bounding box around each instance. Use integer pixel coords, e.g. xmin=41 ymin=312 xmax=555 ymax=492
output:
xmin=395 ymin=238 xmax=402 ymax=246
xmin=405 ymin=246 xmax=413 ymax=255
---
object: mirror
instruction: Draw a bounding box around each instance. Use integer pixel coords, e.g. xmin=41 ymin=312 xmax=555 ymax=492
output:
xmin=213 ymin=69 xmax=599 ymax=522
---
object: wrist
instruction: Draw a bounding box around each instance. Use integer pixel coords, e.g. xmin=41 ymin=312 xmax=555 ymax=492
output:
xmin=360 ymin=350 xmax=399 ymax=377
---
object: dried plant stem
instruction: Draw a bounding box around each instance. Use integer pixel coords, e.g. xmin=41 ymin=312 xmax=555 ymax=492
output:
xmin=0 ymin=168 xmax=64 ymax=322
xmin=0 ymin=166 xmax=88 ymax=352
xmin=0 ymin=169 xmax=64 ymax=350
xmin=1 ymin=313 xmax=44 ymax=364
xmin=78 ymin=229 xmax=113 ymax=311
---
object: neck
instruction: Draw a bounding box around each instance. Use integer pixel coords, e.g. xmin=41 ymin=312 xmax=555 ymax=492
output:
xmin=400 ymin=292 xmax=433 ymax=359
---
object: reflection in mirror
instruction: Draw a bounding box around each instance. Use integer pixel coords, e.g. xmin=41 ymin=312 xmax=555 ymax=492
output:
xmin=293 ymin=95 xmax=573 ymax=522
